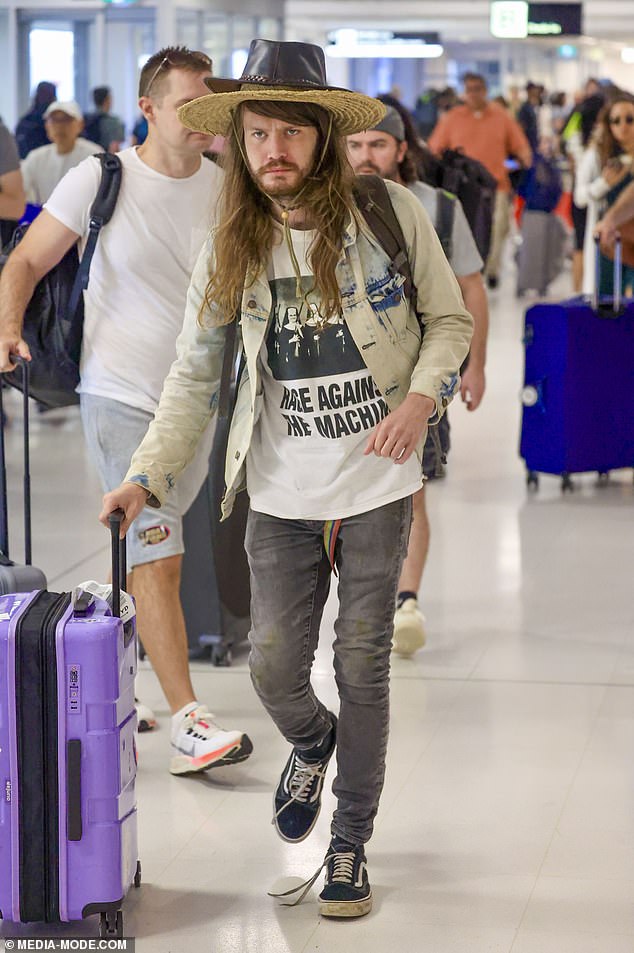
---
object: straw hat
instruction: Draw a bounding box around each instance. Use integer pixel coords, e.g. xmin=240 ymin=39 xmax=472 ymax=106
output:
xmin=178 ymin=39 xmax=386 ymax=137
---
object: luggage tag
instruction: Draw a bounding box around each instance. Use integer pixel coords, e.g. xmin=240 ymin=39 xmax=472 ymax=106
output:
xmin=72 ymin=580 xmax=136 ymax=624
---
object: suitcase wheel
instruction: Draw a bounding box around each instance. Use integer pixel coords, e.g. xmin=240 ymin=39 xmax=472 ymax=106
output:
xmin=134 ymin=860 xmax=142 ymax=889
xmin=597 ymin=471 xmax=610 ymax=486
xmin=561 ymin=473 xmax=574 ymax=493
xmin=211 ymin=643 xmax=232 ymax=667
xmin=526 ymin=471 xmax=539 ymax=490
xmin=100 ymin=910 xmax=123 ymax=940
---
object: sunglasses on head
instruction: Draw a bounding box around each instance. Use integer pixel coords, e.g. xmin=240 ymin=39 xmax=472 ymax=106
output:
xmin=609 ymin=114 xmax=634 ymax=126
xmin=144 ymin=50 xmax=211 ymax=97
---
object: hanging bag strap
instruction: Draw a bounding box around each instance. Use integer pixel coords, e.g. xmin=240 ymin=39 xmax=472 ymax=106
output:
xmin=0 ymin=357 xmax=33 ymax=564
xmin=65 ymin=153 xmax=123 ymax=327
xmin=218 ymin=318 xmax=238 ymax=420
xmin=435 ymin=189 xmax=456 ymax=262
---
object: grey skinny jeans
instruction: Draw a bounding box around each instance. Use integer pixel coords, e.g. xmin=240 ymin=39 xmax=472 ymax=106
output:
xmin=245 ymin=496 xmax=413 ymax=846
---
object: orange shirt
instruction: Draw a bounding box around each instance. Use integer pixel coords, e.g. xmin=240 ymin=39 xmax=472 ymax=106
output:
xmin=428 ymin=103 xmax=531 ymax=192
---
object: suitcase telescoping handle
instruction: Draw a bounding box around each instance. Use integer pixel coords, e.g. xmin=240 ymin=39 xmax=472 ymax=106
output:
xmin=593 ymin=234 xmax=622 ymax=313
xmin=108 ymin=509 xmax=127 ymax=619
xmin=68 ymin=511 xmax=127 ymax=845
xmin=0 ymin=356 xmax=33 ymax=564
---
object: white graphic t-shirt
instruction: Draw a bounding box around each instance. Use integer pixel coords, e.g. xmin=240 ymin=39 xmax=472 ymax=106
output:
xmin=246 ymin=226 xmax=422 ymax=520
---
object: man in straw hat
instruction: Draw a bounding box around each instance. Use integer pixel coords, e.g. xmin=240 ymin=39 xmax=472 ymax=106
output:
xmin=100 ymin=38 xmax=473 ymax=918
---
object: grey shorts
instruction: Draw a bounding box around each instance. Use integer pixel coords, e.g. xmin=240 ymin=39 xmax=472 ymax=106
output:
xmin=422 ymin=412 xmax=451 ymax=480
xmin=81 ymin=394 xmax=215 ymax=569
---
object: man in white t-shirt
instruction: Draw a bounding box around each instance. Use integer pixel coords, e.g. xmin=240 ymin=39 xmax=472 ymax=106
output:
xmin=20 ymin=101 xmax=102 ymax=206
xmin=0 ymin=48 xmax=252 ymax=776
xmin=347 ymin=107 xmax=489 ymax=657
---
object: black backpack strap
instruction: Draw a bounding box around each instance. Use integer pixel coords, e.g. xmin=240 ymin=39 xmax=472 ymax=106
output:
xmin=65 ymin=153 xmax=122 ymax=321
xmin=435 ymin=189 xmax=455 ymax=262
xmin=353 ymin=175 xmax=418 ymax=316
xmin=218 ymin=318 xmax=238 ymax=419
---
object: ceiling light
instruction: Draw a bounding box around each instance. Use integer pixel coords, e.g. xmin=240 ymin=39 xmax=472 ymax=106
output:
xmin=326 ymin=42 xmax=444 ymax=59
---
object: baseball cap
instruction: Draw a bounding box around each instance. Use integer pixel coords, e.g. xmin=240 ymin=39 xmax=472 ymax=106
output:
xmin=370 ymin=105 xmax=405 ymax=142
xmin=44 ymin=100 xmax=83 ymax=121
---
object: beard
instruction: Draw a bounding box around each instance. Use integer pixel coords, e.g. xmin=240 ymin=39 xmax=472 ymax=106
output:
xmin=351 ymin=159 xmax=399 ymax=182
xmin=254 ymin=162 xmax=312 ymax=199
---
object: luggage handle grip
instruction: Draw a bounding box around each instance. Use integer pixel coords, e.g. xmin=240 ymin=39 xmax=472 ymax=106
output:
xmin=0 ymin=356 xmax=32 ymax=564
xmin=108 ymin=509 xmax=127 ymax=619
xmin=593 ymin=234 xmax=622 ymax=314
xmin=67 ymin=739 xmax=83 ymax=841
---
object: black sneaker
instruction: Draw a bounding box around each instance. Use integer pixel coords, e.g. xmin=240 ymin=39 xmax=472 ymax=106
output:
xmin=318 ymin=839 xmax=373 ymax=918
xmin=273 ymin=715 xmax=336 ymax=843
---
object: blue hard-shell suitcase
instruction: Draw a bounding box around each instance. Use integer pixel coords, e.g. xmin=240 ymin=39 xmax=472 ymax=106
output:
xmin=520 ymin=239 xmax=634 ymax=490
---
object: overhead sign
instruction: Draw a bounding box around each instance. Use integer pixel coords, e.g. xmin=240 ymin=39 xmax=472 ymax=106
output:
xmin=490 ymin=1 xmax=583 ymax=38
xmin=527 ymin=3 xmax=583 ymax=36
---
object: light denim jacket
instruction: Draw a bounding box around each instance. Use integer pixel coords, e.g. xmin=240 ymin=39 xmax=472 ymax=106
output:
xmin=125 ymin=180 xmax=473 ymax=520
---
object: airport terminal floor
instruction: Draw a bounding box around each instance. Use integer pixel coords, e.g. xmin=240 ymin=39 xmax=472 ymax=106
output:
xmin=2 ymin=251 xmax=633 ymax=952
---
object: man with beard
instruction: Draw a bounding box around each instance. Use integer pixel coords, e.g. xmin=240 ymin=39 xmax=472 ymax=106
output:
xmin=98 ymin=39 xmax=472 ymax=918
xmin=347 ymin=106 xmax=488 ymax=657
xmin=0 ymin=47 xmax=252 ymax=777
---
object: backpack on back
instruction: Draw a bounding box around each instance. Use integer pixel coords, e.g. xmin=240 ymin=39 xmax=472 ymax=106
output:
xmin=82 ymin=112 xmax=103 ymax=145
xmin=353 ymin=175 xmax=418 ymax=315
xmin=353 ymin=174 xmax=456 ymax=308
xmin=0 ymin=153 xmax=122 ymax=408
xmin=517 ymin=154 xmax=563 ymax=213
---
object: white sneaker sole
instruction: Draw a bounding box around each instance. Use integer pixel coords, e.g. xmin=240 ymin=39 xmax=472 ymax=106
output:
xmin=319 ymin=893 xmax=373 ymax=918
xmin=392 ymin=619 xmax=426 ymax=657
xmin=170 ymin=734 xmax=253 ymax=775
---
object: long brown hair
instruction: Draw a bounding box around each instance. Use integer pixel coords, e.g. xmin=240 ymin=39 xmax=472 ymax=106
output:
xmin=200 ymin=100 xmax=355 ymax=327
xmin=596 ymin=94 xmax=634 ymax=167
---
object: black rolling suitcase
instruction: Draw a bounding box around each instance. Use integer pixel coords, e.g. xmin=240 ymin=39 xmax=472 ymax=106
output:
xmin=0 ymin=360 xmax=47 ymax=593
xmin=180 ymin=376 xmax=251 ymax=666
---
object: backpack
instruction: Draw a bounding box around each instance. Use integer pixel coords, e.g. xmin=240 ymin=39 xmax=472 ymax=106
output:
xmin=413 ymin=92 xmax=439 ymax=139
xmin=429 ymin=149 xmax=497 ymax=263
xmin=82 ymin=112 xmax=104 ymax=145
xmin=15 ymin=111 xmax=49 ymax=159
xmin=353 ymin=175 xmax=448 ymax=471
xmin=0 ymin=153 xmax=122 ymax=408
xmin=517 ymin=154 xmax=563 ymax=213
xmin=353 ymin=174 xmax=418 ymax=315
xmin=354 ymin=175 xmax=456 ymax=294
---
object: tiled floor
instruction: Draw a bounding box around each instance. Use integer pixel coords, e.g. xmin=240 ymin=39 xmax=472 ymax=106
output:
xmin=2 ymin=252 xmax=633 ymax=952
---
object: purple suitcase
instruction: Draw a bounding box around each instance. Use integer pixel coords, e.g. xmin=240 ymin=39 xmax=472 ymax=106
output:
xmin=0 ymin=511 xmax=139 ymax=939
xmin=520 ymin=237 xmax=634 ymax=490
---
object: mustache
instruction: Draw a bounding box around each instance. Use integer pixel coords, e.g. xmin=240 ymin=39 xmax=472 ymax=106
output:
xmin=258 ymin=162 xmax=298 ymax=174
xmin=355 ymin=162 xmax=380 ymax=174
